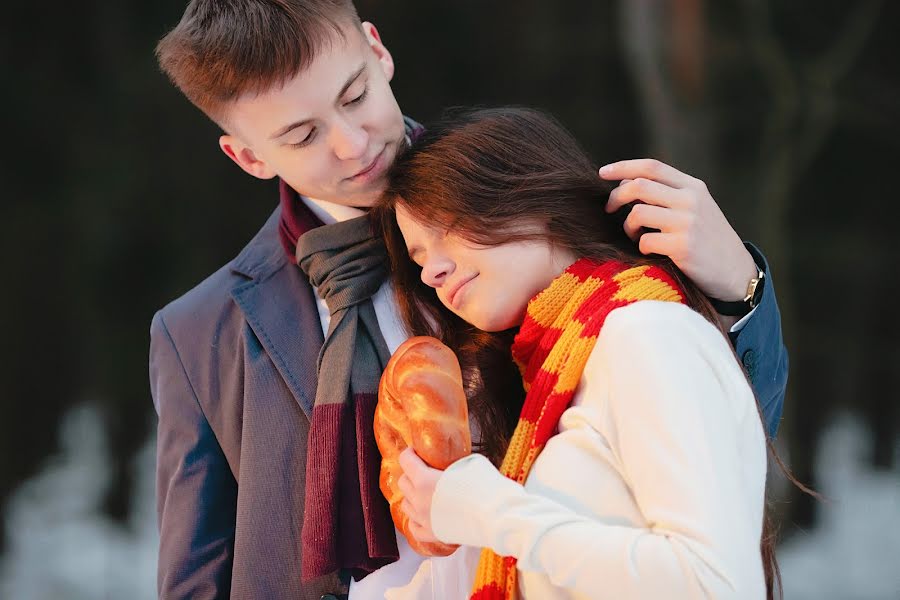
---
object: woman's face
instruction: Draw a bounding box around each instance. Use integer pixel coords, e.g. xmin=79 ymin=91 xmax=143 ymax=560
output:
xmin=395 ymin=204 xmax=575 ymax=331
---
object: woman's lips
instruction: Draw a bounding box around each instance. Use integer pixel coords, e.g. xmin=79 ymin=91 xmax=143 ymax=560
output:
xmin=447 ymin=274 xmax=478 ymax=310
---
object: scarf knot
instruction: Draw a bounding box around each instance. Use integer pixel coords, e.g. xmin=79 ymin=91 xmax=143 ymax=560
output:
xmin=297 ymin=216 xmax=388 ymax=316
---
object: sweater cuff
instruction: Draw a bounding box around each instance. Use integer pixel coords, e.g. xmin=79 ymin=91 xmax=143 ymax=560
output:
xmin=431 ymin=453 xmax=516 ymax=547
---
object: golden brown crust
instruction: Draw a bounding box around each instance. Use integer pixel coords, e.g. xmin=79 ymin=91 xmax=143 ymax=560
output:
xmin=374 ymin=336 xmax=471 ymax=556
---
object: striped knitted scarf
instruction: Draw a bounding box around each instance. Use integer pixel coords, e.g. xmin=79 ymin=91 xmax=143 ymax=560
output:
xmin=469 ymin=258 xmax=685 ymax=600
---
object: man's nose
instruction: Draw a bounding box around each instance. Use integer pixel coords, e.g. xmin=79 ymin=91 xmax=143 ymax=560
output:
xmin=331 ymin=120 xmax=368 ymax=161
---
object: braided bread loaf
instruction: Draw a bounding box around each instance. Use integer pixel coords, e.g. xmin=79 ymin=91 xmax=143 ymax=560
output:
xmin=374 ymin=336 xmax=471 ymax=556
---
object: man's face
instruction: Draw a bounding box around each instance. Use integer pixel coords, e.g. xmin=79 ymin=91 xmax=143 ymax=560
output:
xmin=220 ymin=21 xmax=406 ymax=208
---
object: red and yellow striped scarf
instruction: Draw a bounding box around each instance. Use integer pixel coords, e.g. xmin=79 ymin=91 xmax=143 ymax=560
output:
xmin=469 ymin=258 xmax=685 ymax=600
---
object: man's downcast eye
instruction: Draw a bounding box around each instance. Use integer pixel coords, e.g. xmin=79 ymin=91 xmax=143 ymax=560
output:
xmin=347 ymin=86 xmax=369 ymax=106
xmin=286 ymin=85 xmax=367 ymax=150
xmin=289 ymin=129 xmax=315 ymax=149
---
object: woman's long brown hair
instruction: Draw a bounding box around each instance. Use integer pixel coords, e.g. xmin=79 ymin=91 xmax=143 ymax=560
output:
xmin=374 ymin=106 xmax=787 ymax=599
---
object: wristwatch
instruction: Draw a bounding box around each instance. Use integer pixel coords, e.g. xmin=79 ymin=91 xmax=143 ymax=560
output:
xmin=709 ymin=266 xmax=766 ymax=317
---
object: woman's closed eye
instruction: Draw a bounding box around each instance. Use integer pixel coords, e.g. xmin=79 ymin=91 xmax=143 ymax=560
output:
xmin=408 ymin=248 xmax=424 ymax=267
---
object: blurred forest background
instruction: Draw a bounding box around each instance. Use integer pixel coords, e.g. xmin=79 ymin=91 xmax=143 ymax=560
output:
xmin=1 ymin=0 xmax=898 ymax=598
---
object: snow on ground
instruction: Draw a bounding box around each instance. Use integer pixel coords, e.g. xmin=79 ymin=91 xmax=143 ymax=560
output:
xmin=778 ymin=413 xmax=900 ymax=600
xmin=0 ymin=404 xmax=157 ymax=600
xmin=1 ymin=404 xmax=897 ymax=599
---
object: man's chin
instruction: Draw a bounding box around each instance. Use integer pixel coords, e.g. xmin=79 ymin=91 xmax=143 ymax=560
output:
xmin=343 ymin=180 xmax=389 ymax=208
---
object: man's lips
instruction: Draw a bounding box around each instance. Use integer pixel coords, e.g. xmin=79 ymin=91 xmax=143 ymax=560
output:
xmin=447 ymin=274 xmax=478 ymax=309
xmin=347 ymin=147 xmax=386 ymax=181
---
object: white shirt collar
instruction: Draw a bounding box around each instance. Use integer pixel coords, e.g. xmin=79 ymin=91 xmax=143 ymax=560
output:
xmin=301 ymin=196 xmax=366 ymax=225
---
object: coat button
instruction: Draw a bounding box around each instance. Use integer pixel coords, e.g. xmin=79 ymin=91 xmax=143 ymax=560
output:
xmin=742 ymin=349 xmax=756 ymax=377
xmin=320 ymin=595 xmax=338 ymax=600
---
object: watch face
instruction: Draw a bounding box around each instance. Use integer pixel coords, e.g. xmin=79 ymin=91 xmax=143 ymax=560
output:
xmin=749 ymin=272 xmax=765 ymax=307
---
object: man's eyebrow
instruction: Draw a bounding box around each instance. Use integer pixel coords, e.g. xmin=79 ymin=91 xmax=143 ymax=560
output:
xmin=270 ymin=117 xmax=312 ymax=141
xmin=268 ymin=63 xmax=367 ymax=141
xmin=337 ymin=62 xmax=367 ymax=102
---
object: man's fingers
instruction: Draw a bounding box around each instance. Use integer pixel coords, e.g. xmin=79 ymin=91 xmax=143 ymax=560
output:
xmin=606 ymin=177 xmax=687 ymax=213
xmin=623 ymin=204 xmax=682 ymax=240
xmin=600 ymin=159 xmax=696 ymax=189
xmin=637 ymin=232 xmax=682 ymax=258
xmin=607 ymin=178 xmax=632 ymax=214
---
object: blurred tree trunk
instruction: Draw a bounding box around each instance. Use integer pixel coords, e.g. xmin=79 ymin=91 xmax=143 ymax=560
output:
xmin=618 ymin=0 xmax=717 ymax=186
xmin=740 ymin=0 xmax=884 ymax=528
xmin=619 ymin=0 xmax=884 ymax=531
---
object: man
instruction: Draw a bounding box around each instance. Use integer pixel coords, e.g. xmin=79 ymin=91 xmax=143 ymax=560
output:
xmin=150 ymin=1 xmax=787 ymax=598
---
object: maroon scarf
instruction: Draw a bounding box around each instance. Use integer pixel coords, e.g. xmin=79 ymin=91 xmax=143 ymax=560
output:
xmin=279 ymin=180 xmax=397 ymax=582
xmin=277 ymin=117 xmax=423 ymax=583
xmin=278 ymin=178 xmax=324 ymax=256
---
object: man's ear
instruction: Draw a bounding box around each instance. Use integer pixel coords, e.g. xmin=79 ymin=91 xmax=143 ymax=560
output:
xmin=362 ymin=21 xmax=395 ymax=82
xmin=219 ymin=135 xmax=277 ymax=180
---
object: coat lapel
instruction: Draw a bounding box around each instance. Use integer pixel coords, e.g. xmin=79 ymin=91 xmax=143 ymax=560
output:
xmin=229 ymin=207 xmax=324 ymax=419
xmin=230 ymin=118 xmax=421 ymax=421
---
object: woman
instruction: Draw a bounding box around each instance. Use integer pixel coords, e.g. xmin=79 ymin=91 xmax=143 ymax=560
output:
xmin=375 ymin=107 xmax=773 ymax=599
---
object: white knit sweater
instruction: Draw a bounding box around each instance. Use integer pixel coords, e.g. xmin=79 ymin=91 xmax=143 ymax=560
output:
xmin=387 ymin=300 xmax=768 ymax=600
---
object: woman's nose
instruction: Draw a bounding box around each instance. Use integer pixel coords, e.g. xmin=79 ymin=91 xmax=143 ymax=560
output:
xmin=420 ymin=258 xmax=454 ymax=287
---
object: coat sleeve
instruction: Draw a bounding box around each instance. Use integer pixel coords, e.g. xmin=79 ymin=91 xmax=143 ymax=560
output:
xmin=150 ymin=311 xmax=238 ymax=599
xmin=729 ymin=243 xmax=789 ymax=438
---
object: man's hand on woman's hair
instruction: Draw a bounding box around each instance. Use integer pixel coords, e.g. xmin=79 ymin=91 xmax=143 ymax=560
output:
xmin=600 ymin=159 xmax=758 ymax=305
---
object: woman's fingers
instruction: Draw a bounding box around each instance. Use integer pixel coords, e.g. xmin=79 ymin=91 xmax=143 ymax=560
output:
xmin=401 ymin=497 xmax=418 ymax=523
xmin=407 ymin=518 xmax=436 ymax=543
xmin=398 ymin=446 xmax=425 ymax=477
xmin=397 ymin=446 xmax=441 ymax=544
xmin=398 ymin=472 xmax=413 ymax=497
xmin=402 ymin=497 xmax=437 ymax=543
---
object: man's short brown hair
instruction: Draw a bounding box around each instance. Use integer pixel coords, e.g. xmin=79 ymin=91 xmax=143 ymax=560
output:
xmin=156 ymin=0 xmax=361 ymax=125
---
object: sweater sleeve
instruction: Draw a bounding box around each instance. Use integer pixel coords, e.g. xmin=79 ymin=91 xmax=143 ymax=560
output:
xmin=430 ymin=303 xmax=766 ymax=599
